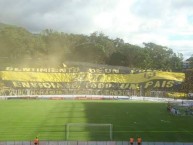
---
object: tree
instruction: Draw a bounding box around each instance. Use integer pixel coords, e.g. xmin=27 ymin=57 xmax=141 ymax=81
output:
xmin=0 ymin=25 xmax=39 ymax=66
xmin=108 ymin=52 xmax=126 ymax=65
xmin=188 ymin=55 xmax=193 ymax=68
xmin=69 ymin=42 xmax=106 ymax=64
xmin=0 ymin=23 xmax=185 ymax=69
xmin=142 ymin=42 xmax=182 ymax=70
xmin=169 ymin=53 xmax=183 ymax=71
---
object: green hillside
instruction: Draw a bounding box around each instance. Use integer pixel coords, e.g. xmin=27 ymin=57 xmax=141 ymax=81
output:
xmin=0 ymin=23 xmax=184 ymax=70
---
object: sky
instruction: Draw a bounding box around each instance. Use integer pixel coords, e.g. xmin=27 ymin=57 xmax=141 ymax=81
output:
xmin=0 ymin=0 xmax=193 ymax=60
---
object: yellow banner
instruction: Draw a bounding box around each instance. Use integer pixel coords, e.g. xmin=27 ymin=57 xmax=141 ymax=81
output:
xmin=1 ymin=71 xmax=184 ymax=83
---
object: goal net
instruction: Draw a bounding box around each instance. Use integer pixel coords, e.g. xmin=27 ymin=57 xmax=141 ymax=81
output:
xmin=66 ymin=123 xmax=113 ymax=140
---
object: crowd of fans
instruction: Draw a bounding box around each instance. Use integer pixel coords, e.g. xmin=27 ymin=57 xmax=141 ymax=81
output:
xmin=167 ymin=101 xmax=193 ymax=116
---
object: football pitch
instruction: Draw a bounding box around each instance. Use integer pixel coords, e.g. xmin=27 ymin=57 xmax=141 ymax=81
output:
xmin=0 ymin=100 xmax=193 ymax=142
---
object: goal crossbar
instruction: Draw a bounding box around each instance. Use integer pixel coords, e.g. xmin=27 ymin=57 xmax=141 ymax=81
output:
xmin=66 ymin=123 xmax=113 ymax=140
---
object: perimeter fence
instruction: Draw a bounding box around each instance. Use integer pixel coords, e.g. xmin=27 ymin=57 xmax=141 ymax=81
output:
xmin=0 ymin=141 xmax=193 ymax=145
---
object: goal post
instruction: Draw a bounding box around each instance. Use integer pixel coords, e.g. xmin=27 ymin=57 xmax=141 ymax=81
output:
xmin=66 ymin=123 xmax=113 ymax=140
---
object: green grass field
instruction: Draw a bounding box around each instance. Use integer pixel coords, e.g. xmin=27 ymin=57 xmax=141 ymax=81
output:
xmin=0 ymin=100 xmax=193 ymax=142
